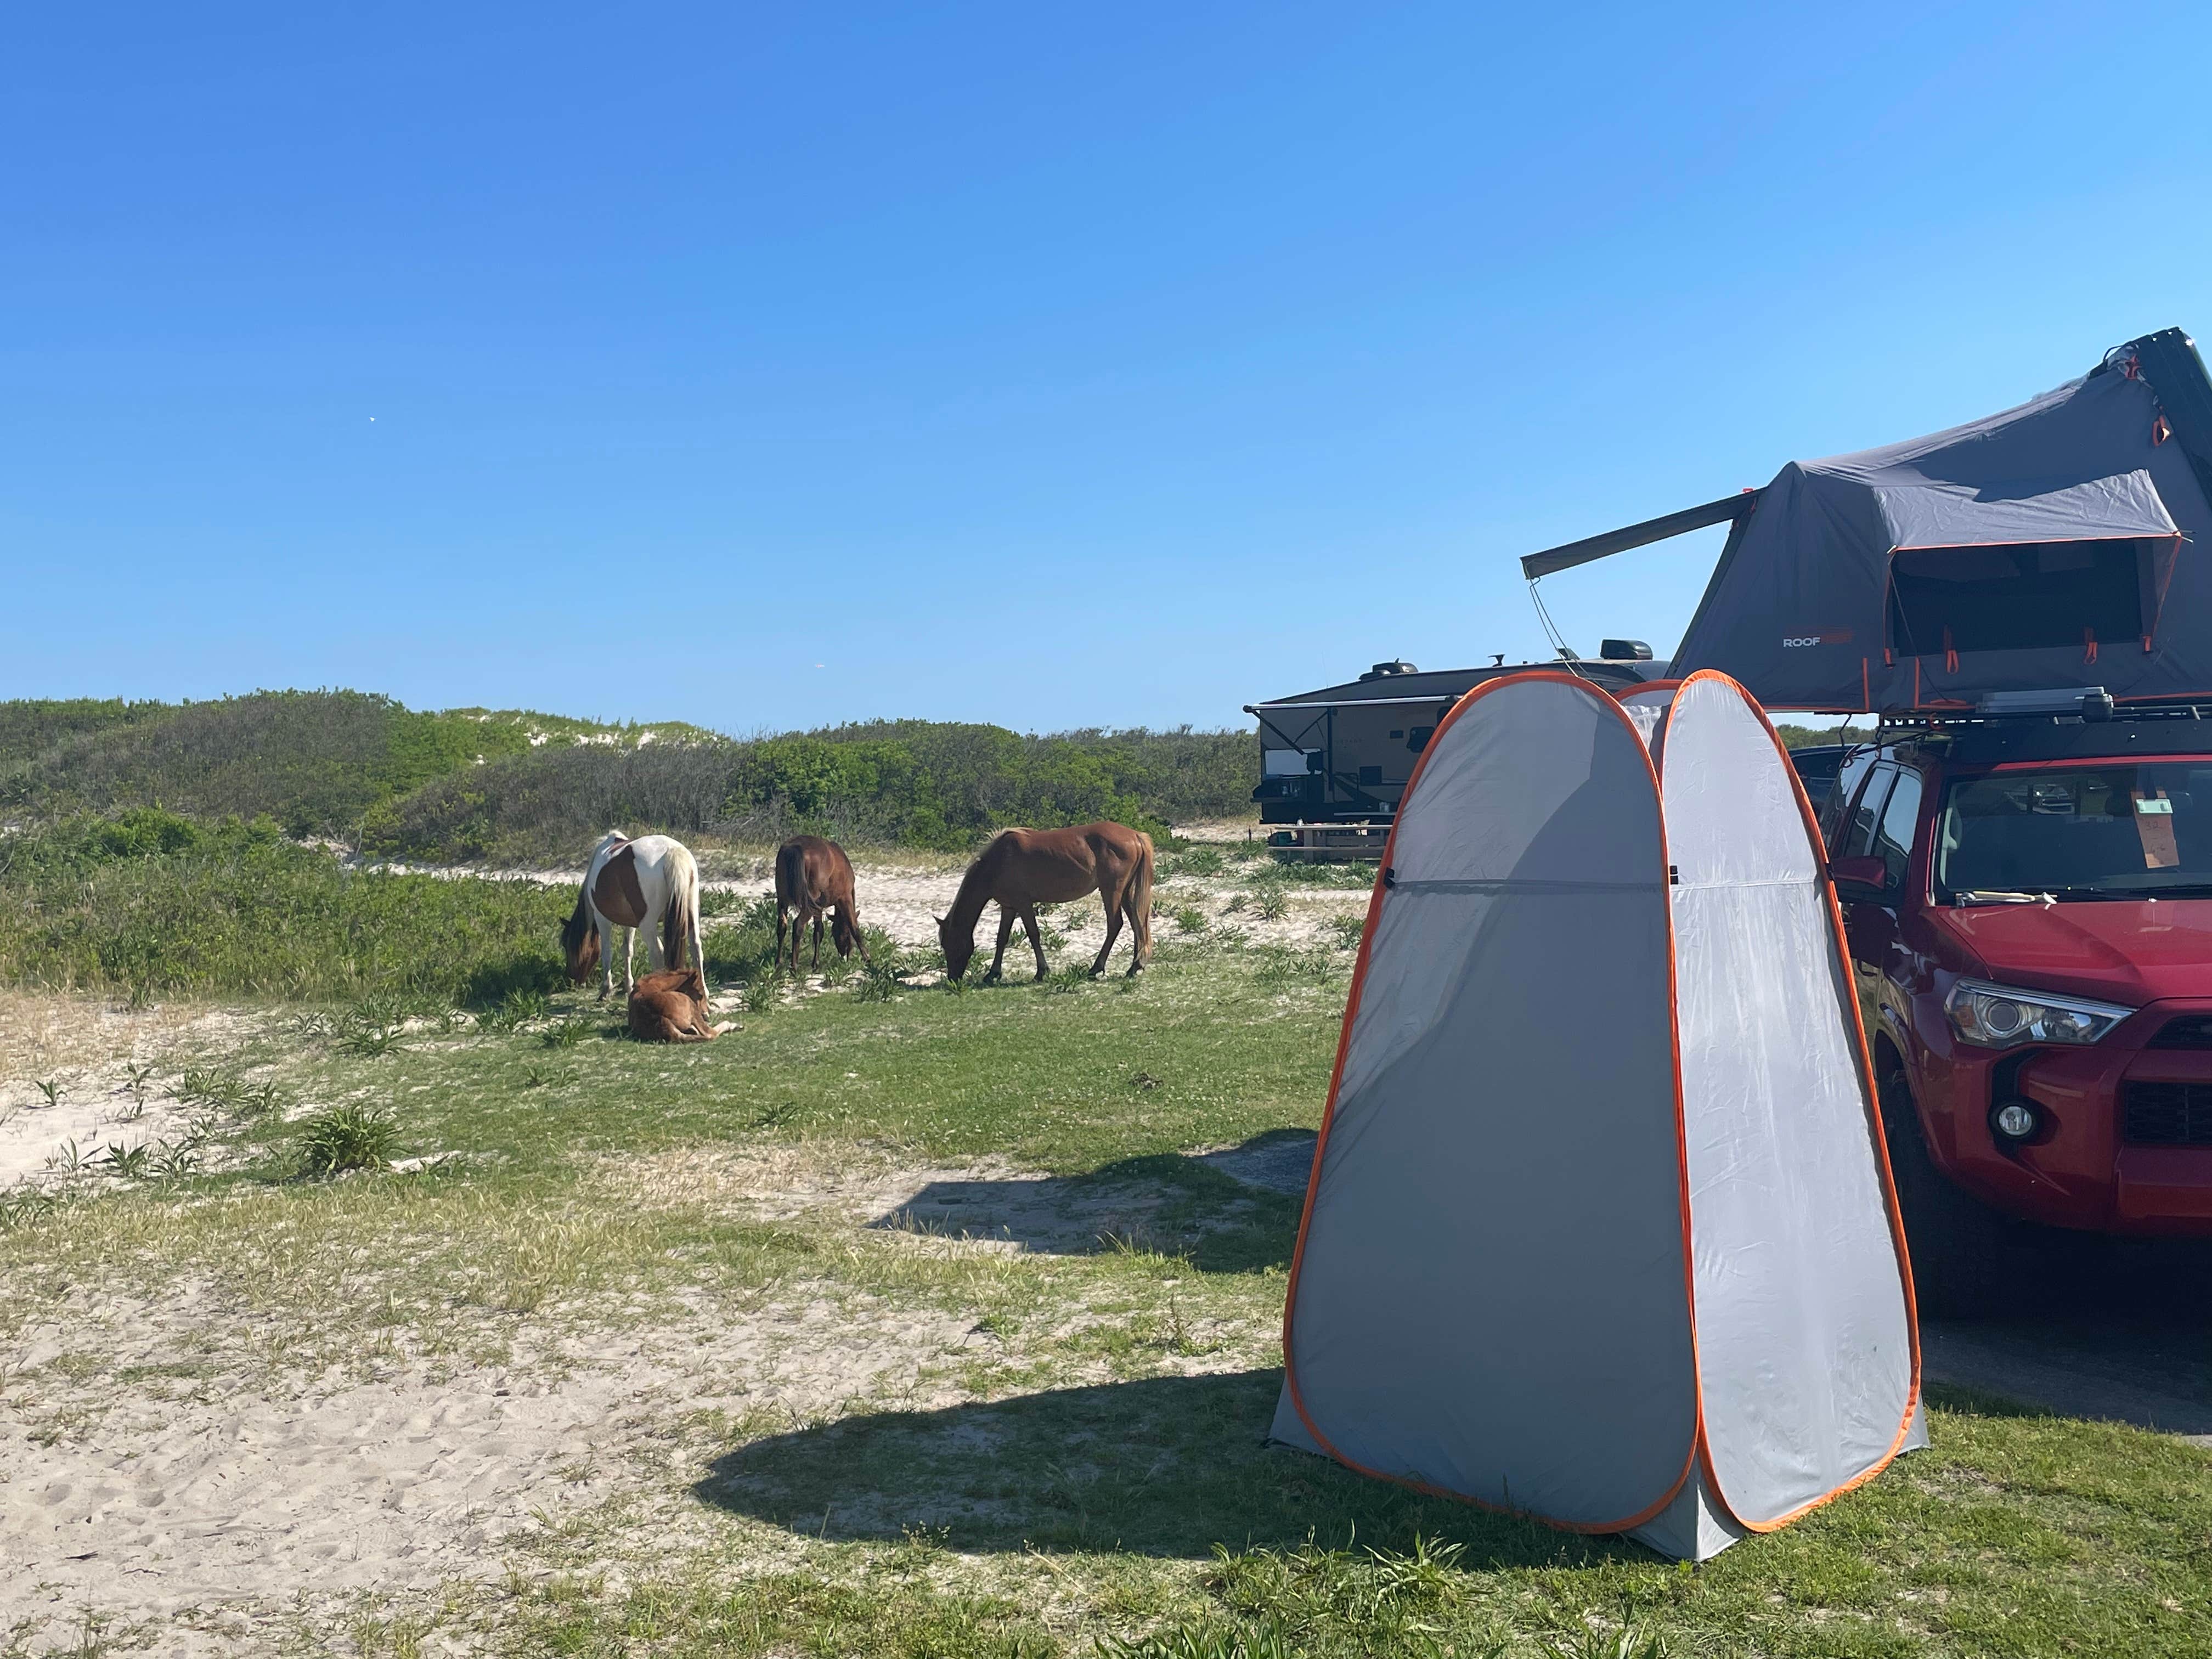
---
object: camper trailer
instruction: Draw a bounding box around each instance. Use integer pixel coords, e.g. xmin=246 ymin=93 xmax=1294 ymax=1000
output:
xmin=1247 ymin=645 xmax=1667 ymax=856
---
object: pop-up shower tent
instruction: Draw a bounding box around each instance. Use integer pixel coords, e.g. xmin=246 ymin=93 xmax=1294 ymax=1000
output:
xmin=1270 ymin=671 xmax=1921 ymax=1560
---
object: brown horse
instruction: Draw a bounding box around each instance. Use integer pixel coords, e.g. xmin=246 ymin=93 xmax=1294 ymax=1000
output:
xmin=775 ymin=835 xmax=872 ymax=973
xmin=937 ymin=822 xmax=1154 ymax=983
xmin=627 ymin=967 xmax=717 ymax=1042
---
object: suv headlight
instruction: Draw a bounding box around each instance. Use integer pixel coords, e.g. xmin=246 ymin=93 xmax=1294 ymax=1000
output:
xmin=1944 ymin=979 xmax=2135 ymax=1049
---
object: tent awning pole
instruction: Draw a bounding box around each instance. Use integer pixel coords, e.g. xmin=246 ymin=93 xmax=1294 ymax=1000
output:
xmin=1520 ymin=490 xmax=1764 ymax=580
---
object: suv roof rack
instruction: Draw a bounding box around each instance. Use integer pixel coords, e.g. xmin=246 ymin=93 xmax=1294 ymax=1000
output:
xmin=1866 ymin=696 xmax=2212 ymax=764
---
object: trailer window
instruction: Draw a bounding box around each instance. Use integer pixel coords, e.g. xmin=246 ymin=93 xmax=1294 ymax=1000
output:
xmin=1887 ymin=537 xmax=2152 ymax=657
xmin=1262 ymin=749 xmax=1312 ymax=777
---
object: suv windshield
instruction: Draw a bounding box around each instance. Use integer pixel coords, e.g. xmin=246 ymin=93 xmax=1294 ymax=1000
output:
xmin=1936 ymin=763 xmax=2212 ymax=900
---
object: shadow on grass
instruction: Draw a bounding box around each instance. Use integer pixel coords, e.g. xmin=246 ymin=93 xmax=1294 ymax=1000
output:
xmin=870 ymin=1133 xmax=1311 ymax=1274
xmin=695 ymin=1367 xmax=1647 ymax=1567
xmin=460 ymin=953 xmax=571 ymax=1008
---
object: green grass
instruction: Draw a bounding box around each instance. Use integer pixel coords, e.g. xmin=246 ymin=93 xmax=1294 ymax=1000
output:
xmin=0 ymin=819 xmax=571 ymax=1004
xmin=2 ymin=940 xmax=2205 ymax=1656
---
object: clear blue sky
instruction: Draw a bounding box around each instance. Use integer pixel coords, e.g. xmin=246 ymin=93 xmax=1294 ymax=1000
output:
xmin=8 ymin=3 xmax=2211 ymax=735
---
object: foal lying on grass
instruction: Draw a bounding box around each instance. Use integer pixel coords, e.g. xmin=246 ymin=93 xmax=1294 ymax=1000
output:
xmin=626 ymin=967 xmax=718 ymax=1043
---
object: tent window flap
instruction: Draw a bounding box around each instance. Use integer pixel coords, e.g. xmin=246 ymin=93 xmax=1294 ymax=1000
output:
xmin=1886 ymin=535 xmax=2165 ymax=657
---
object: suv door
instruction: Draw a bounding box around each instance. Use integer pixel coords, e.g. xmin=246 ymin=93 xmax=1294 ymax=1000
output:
xmin=1832 ymin=761 xmax=1899 ymax=1034
xmin=1841 ymin=761 xmax=1926 ymax=1071
xmin=1821 ymin=746 xmax=1883 ymax=853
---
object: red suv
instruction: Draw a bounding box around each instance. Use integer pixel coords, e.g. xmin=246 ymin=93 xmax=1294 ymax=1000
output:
xmin=1821 ymin=697 xmax=2212 ymax=1309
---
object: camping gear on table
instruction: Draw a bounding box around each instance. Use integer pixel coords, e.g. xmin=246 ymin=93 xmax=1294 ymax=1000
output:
xmin=1271 ymin=671 xmax=1922 ymax=1560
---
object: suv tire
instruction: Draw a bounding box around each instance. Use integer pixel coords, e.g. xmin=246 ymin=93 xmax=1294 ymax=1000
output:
xmin=1878 ymin=1061 xmax=2029 ymax=1316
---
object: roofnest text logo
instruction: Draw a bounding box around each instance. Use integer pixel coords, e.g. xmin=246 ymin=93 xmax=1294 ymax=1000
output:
xmin=1781 ymin=627 xmax=1854 ymax=648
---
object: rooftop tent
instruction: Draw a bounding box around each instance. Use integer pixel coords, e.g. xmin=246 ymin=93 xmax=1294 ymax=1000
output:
xmin=1676 ymin=347 xmax=2210 ymax=710
xmin=1522 ymin=329 xmax=2212 ymax=712
xmin=1269 ymin=671 xmax=1921 ymax=1560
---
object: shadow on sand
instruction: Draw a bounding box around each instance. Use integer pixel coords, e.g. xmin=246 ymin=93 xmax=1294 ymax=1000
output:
xmin=694 ymin=1367 xmax=1644 ymax=1566
xmin=868 ymin=1130 xmax=1318 ymax=1275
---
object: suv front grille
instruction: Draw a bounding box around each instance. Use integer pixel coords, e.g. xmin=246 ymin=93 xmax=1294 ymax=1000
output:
xmin=2124 ymin=1081 xmax=2212 ymax=1146
xmin=2147 ymin=1015 xmax=2212 ymax=1049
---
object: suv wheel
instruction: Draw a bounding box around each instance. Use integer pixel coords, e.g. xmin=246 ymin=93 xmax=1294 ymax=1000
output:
xmin=1878 ymin=1061 xmax=2029 ymax=1317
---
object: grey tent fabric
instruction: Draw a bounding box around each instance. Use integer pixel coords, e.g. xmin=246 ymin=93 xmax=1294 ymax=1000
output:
xmin=1673 ymin=364 xmax=2212 ymax=709
xmin=1278 ymin=673 xmax=1697 ymax=1532
xmin=1660 ymin=676 xmax=1918 ymax=1527
xmin=1274 ymin=671 xmax=1920 ymax=1560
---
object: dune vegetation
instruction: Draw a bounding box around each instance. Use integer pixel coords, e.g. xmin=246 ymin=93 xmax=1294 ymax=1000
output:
xmin=0 ymin=692 xmax=1256 ymax=863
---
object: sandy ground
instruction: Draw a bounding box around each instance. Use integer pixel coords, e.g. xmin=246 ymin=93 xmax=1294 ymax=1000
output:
xmin=760 ymin=860 xmax=1367 ymax=962
xmin=4 ymin=1282 xmax=978 ymax=1647
xmin=2 ymin=1138 xmax=1287 ymax=1649
xmin=0 ymin=995 xmax=262 ymax=1191
xmin=359 ymin=845 xmax=1373 ymax=962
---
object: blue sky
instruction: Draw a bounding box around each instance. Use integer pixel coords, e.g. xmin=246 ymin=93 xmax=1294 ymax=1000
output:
xmin=7 ymin=3 xmax=2210 ymax=734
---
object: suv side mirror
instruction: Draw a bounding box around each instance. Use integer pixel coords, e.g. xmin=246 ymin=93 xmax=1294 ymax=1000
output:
xmin=1828 ymin=854 xmax=1887 ymax=901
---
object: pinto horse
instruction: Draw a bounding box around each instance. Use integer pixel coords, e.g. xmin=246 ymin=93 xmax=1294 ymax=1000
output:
xmin=775 ymin=835 xmax=871 ymax=974
xmin=560 ymin=831 xmax=707 ymax=999
xmin=937 ymin=822 xmax=1153 ymax=983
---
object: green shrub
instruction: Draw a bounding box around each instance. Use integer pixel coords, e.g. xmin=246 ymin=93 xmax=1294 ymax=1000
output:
xmin=0 ymin=820 xmax=569 ymax=1003
xmin=364 ymin=719 xmax=1255 ymax=862
xmin=1 ymin=690 xmax=696 ymax=840
xmin=5 ymin=691 xmax=1261 ymax=864
xmin=297 ymin=1104 xmax=404 ymax=1177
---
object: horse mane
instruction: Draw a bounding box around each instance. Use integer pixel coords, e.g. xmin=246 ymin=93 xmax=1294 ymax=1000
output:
xmin=560 ymin=881 xmax=594 ymax=957
xmin=946 ymin=832 xmax=1011 ymax=927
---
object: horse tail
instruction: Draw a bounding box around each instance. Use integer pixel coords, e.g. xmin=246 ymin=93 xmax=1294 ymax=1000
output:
xmin=663 ymin=844 xmax=703 ymax=972
xmin=775 ymin=839 xmax=806 ymax=912
xmin=1131 ymin=832 xmax=1155 ymax=951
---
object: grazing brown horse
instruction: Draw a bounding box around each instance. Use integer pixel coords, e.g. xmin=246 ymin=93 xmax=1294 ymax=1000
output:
xmin=775 ymin=835 xmax=871 ymax=974
xmin=627 ymin=967 xmax=717 ymax=1042
xmin=937 ymin=822 xmax=1154 ymax=983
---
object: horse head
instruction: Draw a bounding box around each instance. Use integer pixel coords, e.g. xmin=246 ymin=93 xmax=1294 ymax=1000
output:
xmin=935 ymin=912 xmax=973 ymax=982
xmin=560 ymin=889 xmax=601 ymax=983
